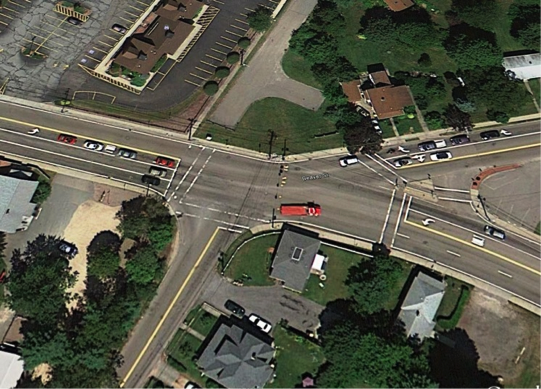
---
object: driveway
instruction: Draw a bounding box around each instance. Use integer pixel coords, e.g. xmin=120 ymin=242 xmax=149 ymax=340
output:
xmin=210 ymin=0 xmax=324 ymax=128
xmin=198 ymin=272 xmax=324 ymax=332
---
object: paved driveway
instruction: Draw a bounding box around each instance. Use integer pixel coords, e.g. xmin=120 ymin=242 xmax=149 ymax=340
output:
xmin=199 ymin=272 xmax=324 ymax=332
xmin=210 ymin=0 xmax=324 ymax=128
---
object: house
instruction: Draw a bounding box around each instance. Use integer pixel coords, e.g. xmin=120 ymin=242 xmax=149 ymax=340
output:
xmin=384 ymin=0 xmax=414 ymax=12
xmin=503 ymin=53 xmax=541 ymax=80
xmin=364 ymin=67 xmax=414 ymax=119
xmin=0 ymin=349 xmax=24 ymax=388
xmin=0 ymin=170 xmax=39 ymax=233
xmin=113 ymin=0 xmax=201 ymax=74
xmin=398 ymin=272 xmax=445 ymax=341
xmin=340 ymin=80 xmax=362 ymax=104
xmin=197 ymin=319 xmax=275 ymax=388
xmin=270 ymin=227 xmax=323 ymax=292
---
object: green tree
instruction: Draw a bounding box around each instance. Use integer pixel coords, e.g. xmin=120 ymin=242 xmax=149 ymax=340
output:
xmin=454 ymin=98 xmax=477 ymax=113
xmin=20 ymin=329 xmax=74 ymax=370
xmin=247 ymin=6 xmax=272 ymax=32
xmin=7 ymin=235 xmax=75 ymax=324
xmin=310 ymin=0 xmax=346 ymax=36
xmin=424 ymin=111 xmax=445 ymax=129
xmin=452 ymin=0 xmax=500 ymax=30
xmin=444 ymin=104 xmax=472 ymax=131
xmin=116 ymin=196 xmax=150 ymax=240
xmin=509 ymin=4 xmax=540 ymax=49
xmin=444 ymin=34 xmax=501 ymax=70
xmin=31 ymin=176 xmax=52 ymax=205
xmin=417 ymin=53 xmax=432 ymax=67
xmin=87 ymin=247 xmax=120 ymax=279
xmin=346 ymin=256 xmax=403 ymax=314
xmin=125 ymin=246 xmax=160 ymax=285
xmin=342 ymin=119 xmax=383 ymax=155
xmin=360 ymin=15 xmax=397 ymax=47
xmin=425 ymin=78 xmax=446 ymax=99
xmin=486 ymin=109 xmax=510 ymax=123
xmin=148 ymin=218 xmax=174 ymax=252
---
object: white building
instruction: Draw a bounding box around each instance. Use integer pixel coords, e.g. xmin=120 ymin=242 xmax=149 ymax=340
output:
xmin=502 ymin=53 xmax=541 ymax=80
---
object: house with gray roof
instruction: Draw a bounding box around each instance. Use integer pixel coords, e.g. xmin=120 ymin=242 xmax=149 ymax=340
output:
xmin=398 ymin=272 xmax=445 ymax=341
xmin=503 ymin=53 xmax=541 ymax=80
xmin=0 ymin=172 xmax=39 ymax=233
xmin=270 ymin=228 xmax=321 ymax=293
xmin=197 ymin=320 xmax=275 ymax=388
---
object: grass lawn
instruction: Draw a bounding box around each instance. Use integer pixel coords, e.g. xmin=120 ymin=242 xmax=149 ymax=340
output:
xmin=224 ymin=233 xmax=278 ymax=286
xmin=199 ymin=98 xmax=342 ymax=155
xmin=166 ymin=329 xmax=203 ymax=384
xmin=393 ymin=115 xmax=424 ymax=135
xmin=303 ymin=246 xmax=366 ymax=305
xmin=528 ymin=78 xmax=540 ymax=107
xmin=281 ymin=50 xmax=321 ymax=89
xmin=435 ymin=277 xmax=472 ymax=331
xmin=379 ymin=119 xmax=396 ymax=138
xmin=384 ymin=260 xmax=413 ymax=311
xmin=268 ymin=326 xmax=325 ymax=388
xmin=184 ymin=305 xmax=218 ymax=337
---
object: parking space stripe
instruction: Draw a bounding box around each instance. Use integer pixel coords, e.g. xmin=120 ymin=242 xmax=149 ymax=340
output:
xmin=212 ymin=0 xmax=225 ymax=3
xmin=220 ymin=35 xmax=236 ymax=43
xmin=123 ymin=10 xmax=140 ymax=17
xmin=225 ymin=29 xmax=243 ymax=37
xmin=0 ymin=20 xmax=7 ymax=25
xmin=230 ymin=24 xmax=247 ymax=32
xmin=102 ymin=34 xmax=119 ymax=40
xmin=91 ymin=46 xmax=109 ymax=54
xmin=184 ymin=79 xmax=201 ymax=86
xmin=84 ymin=55 xmax=100 ymax=62
xmin=211 ymin=47 xmax=227 ymax=55
xmin=240 ymin=13 xmax=248 ymax=17
xmin=98 ymin=40 xmax=113 ymax=47
xmin=135 ymin=0 xmax=149 ymax=5
xmin=119 ymin=16 xmax=134 ymax=23
xmin=245 ymin=7 xmax=255 ymax=12
xmin=189 ymin=73 xmax=208 ymax=81
xmin=195 ymin=66 xmax=213 ymax=74
xmin=258 ymin=4 xmax=274 ymax=9
xmin=3 ymin=6 xmax=19 ymax=14
xmin=127 ymin=3 xmax=145 ymax=10
xmin=8 ymin=1 xmax=26 ymax=7
xmin=0 ymin=13 xmax=13 ymax=19
xmin=234 ymin=18 xmax=249 ymax=25
xmin=216 ymin=41 xmax=232 ymax=49
xmin=21 ymin=40 xmax=58 ymax=52
xmin=205 ymin=53 xmax=223 ymax=61
xmin=200 ymin=60 xmax=216 ymax=67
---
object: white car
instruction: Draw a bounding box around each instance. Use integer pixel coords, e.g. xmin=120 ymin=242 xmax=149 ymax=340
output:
xmin=339 ymin=155 xmax=359 ymax=167
xmin=84 ymin=140 xmax=104 ymax=151
xmin=500 ymin=129 xmax=512 ymax=136
xmin=434 ymin=139 xmax=447 ymax=148
xmin=430 ymin=151 xmax=453 ymax=161
xmin=393 ymin=157 xmax=412 ymax=168
xmin=248 ymin=314 xmax=272 ymax=333
xmin=411 ymin=154 xmax=426 ymax=163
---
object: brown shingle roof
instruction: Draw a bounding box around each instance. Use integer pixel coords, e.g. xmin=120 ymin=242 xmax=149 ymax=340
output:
xmin=384 ymin=0 xmax=414 ymax=12
xmin=156 ymin=0 xmax=202 ymax=20
xmin=369 ymin=70 xmax=391 ymax=87
xmin=365 ymin=85 xmax=413 ymax=119
xmin=341 ymin=80 xmax=362 ymax=103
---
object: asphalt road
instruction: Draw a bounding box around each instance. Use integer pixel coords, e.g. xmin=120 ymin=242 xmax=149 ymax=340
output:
xmin=0 ymin=103 xmax=539 ymax=386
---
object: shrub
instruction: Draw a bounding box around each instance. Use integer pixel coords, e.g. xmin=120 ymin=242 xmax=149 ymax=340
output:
xmin=74 ymin=5 xmax=86 ymax=13
xmin=214 ymin=66 xmax=230 ymax=78
xmin=203 ymin=81 xmax=219 ymax=96
xmin=486 ymin=109 xmax=509 ymax=123
xmin=151 ymin=55 xmax=167 ymax=73
xmin=238 ymin=37 xmax=251 ymax=49
xmin=226 ymin=52 xmax=240 ymax=64
xmin=62 ymin=1 xmax=74 ymax=7
xmin=130 ymin=74 xmax=148 ymax=87
xmin=417 ymin=53 xmax=432 ymax=67
xmin=31 ymin=176 xmax=52 ymax=205
xmin=247 ymin=6 xmax=272 ymax=32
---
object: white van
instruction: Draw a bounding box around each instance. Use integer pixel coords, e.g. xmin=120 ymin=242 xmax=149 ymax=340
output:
xmin=339 ymin=155 xmax=359 ymax=167
xmin=471 ymin=236 xmax=485 ymax=247
xmin=104 ymin=145 xmax=117 ymax=154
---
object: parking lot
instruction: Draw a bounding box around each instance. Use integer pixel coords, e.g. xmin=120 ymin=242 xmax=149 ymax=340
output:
xmin=0 ymin=0 xmax=30 ymax=33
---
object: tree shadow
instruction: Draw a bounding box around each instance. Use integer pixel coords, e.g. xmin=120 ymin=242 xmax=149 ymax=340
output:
xmin=87 ymin=230 xmax=122 ymax=256
xmin=445 ymin=23 xmax=497 ymax=46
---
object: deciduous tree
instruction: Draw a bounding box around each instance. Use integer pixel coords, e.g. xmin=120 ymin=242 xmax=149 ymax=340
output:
xmin=444 ymin=33 xmax=501 ymax=70
xmin=125 ymin=246 xmax=160 ymax=285
xmin=247 ymin=6 xmax=272 ymax=32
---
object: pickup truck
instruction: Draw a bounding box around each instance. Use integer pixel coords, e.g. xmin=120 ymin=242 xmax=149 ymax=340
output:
xmin=280 ymin=203 xmax=321 ymax=216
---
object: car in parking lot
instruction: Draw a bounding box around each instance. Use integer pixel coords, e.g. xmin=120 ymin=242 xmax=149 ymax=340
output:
xmin=339 ymin=155 xmax=359 ymax=167
xmin=480 ymin=130 xmax=500 ymax=140
xmin=149 ymin=167 xmax=167 ymax=177
xmin=141 ymin=175 xmax=160 ymax=185
xmin=418 ymin=139 xmax=446 ymax=151
xmin=449 ymin=134 xmax=470 ymax=145
xmin=484 ymin=225 xmax=506 ymax=240
xmin=59 ymin=241 xmax=78 ymax=258
xmin=248 ymin=314 xmax=272 ymax=333
xmin=112 ymin=24 xmax=127 ymax=34
xmin=430 ymin=151 xmax=453 ymax=161
xmin=83 ymin=140 xmax=104 ymax=151
xmin=118 ymin=148 xmax=137 ymax=159
xmin=224 ymin=299 xmax=245 ymax=317
xmin=393 ymin=157 xmax=412 ymax=168
xmin=57 ymin=134 xmax=77 ymax=144
xmin=500 ymin=129 xmax=512 ymax=136
xmin=67 ymin=17 xmax=82 ymax=26
xmin=155 ymin=156 xmax=175 ymax=168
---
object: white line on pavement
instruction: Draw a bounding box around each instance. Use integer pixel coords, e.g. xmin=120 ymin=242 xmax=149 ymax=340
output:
xmin=498 ymin=270 xmax=513 ymax=278
xmin=446 ymin=250 xmax=461 ymax=257
xmin=434 ymin=186 xmax=470 ymax=193
xmin=438 ymin=197 xmax=473 ymax=203
xmin=180 ymin=150 xmax=214 ymax=202
xmin=391 ymin=193 xmax=408 ymax=247
xmin=180 ymin=212 xmax=250 ymax=229
xmin=181 ymin=202 xmax=268 ymax=224
xmin=379 ymin=187 xmax=397 ymax=243
xmin=397 ymin=233 xmax=410 ymax=239
xmin=168 ymin=148 xmax=205 ymax=201
xmin=357 ymin=157 xmax=395 ymax=186
xmin=366 ymin=153 xmax=408 ymax=184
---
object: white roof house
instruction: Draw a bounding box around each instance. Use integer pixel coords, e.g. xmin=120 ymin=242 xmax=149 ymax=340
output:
xmin=502 ymin=53 xmax=541 ymax=80
xmin=0 ymin=350 xmax=24 ymax=388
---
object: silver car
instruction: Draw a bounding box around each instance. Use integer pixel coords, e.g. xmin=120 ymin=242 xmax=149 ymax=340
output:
xmin=118 ymin=148 xmax=137 ymax=159
xmin=83 ymin=140 xmax=104 ymax=151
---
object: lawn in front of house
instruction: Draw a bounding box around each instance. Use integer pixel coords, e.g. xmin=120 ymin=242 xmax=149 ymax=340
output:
xmin=166 ymin=329 xmax=203 ymax=384
xmin=198 ymin=98 xmax=342 ymax=155
xmin=393 ymin=115 xmax=424 ymax=135
xmin=281 ymin=50 xmax=321 ymax=89
xmin=224 ymin=233 xmax=279 ymax=286
xmin=529 ymin=78 xmax=540 ymax=107
xmin=435 ymin=277 xmax=472 ymax=331
xmin=268 ymin=326 xmax=325 ymax=388
xmin=184 ymin=305 xmax=219 ymax=338
xmin=379 ymin=119 xmax=396 ymax=138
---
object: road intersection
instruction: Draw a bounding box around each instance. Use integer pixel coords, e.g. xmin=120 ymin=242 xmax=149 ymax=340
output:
xmin=0 ymin=102 xmax=539 ymax=387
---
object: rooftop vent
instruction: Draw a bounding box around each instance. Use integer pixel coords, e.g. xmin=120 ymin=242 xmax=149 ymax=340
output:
xmin=165 ymin=29 xmax=174 ymax=38
xmin=292 ymin=247 xmax=303 ymax=261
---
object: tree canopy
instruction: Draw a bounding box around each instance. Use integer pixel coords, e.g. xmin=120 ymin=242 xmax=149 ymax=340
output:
xmin=451 ymin=0 xmax=500 ymax=30
xmin=125 ymin=245 xmax=161 ymax=285
xmin=247 ymin=6 xmax=272 ymax=32
xmin=444 ymin=31 xmax=501 ymax=70
xmin=509 ymin=4 xmax=540 ymax=49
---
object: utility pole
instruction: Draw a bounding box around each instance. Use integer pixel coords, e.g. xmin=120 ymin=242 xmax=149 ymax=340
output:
xmin=268 ymin=130 xmax=276 ymax=159
xmin=271 ymin=208 xmax=276 ymax=228
xmin=477 ymin=194 xmax=491 ymax=221
xmin=282 ymin=138 xmax=287 ymax=161
xmin=188 ymin=118 xmax=195 ymax=141
xmin=61 ymin=88 xmax=70 ymax=113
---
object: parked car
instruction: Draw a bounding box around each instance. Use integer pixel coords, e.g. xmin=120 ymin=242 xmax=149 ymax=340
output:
xmin=118 ymin=148 xmax=137 ymax=159
xmin=149 ymin=167 xmax=167 ymax=177
xmin=484 ymin=225 xmax=506 ymax=240
xmin=67 ymin=17 xmax=82 ymax=26
xmin=141 ymin=175 xmax=160 ymax=185
xmin=57 ymin=134 xmax=77 ymax=144
xmin=83 ymin=140 xmax=104 ymax=151
xmin=59 ymin=241 xmax=78 ymax=258
xmin=155 ymin=156 xmax=175 ymax=168
xmin=393 ymin=157 xmax=412 ymax=168
xmin=184 ymin=383 xmax=200 ymax=389
xmin=104 ymin=145 xmax=117 ymax=154
xmin=449 ymin=134 xmax=470 ymax=145
xmin=248 ymin=314 xmax=272 ymax=333
xmin=339 ymin=155 xmax=359 ymax=167
xmin=430 ymin=151 xmax=453 ymax=161
xmin=418 ymin=139 xmax=446 ymax=151
xmin=480 ymin=130 xmax=500 ymax=140
xmin=224 ymin=299 xmax=245 ymax=317
xmin=112 ymin=24 xmax=127 ymax=33
xmin=411 ymin=154 xmax=426 ymax=163
xmin=371 ymin=119 xmax=382 ymax=134
xmin=500 ymin=129 xmax=512 ymax=136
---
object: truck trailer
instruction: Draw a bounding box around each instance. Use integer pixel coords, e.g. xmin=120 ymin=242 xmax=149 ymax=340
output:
xmin=280 ymin=203 xmax=321 ymax=216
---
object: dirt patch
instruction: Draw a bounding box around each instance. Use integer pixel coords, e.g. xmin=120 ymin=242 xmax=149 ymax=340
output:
xmin=64 ymin=200 xmax=121 ymax=308
xmin=458 ymin=288 xmax=531 ymax=382
xmin=92 ymin=183 xmax=138 ymax=207
xmin=32 ymin=363 xmax=52 ymax=385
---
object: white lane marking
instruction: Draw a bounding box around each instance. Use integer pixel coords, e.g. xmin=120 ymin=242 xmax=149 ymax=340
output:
xmin=180 ymin=202 xmax=269 ymax=224
xmin=180 ymin=150 xmax=214 ymax=201
xmin=397 ymin=233 xmax=410 ymax=239
xmin=391 ymin=193 xmax=408 ymax=247
xmin=165 ymin=159 xmax=181 ymax=197
xmin=446 ymin=250 xmax=461 ymax=257
xmin=379 ymin=187 xmax=397 ymax=243
xmin=366 ymin=153 xmax=408 ymax=183
xmin=405 ymin=195 xmax=413 ymax=221
xmin=168 ymin=148 xmax=205 ymax=201
xmin=434 ymin=186 xmax=470 ymax=193
xmin=439 ymin=197 xmax=472 ymax=203
xmin=178 ymin=212 xmax=250 ymax=230
xmin=357 ymin=158 xmax=395 ymax=186
xmin=498 ymin=270 xmax=513 ymax=278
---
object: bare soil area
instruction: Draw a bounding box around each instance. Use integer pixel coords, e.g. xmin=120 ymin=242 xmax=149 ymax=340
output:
xmin=458 ymin=289 xmax=540 ymax=387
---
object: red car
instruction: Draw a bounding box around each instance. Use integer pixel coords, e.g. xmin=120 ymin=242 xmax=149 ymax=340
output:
xmin=155 ymin=157 xmax=175 ymax=168
xmin=57 ymin=134 xmax=77 ymax=144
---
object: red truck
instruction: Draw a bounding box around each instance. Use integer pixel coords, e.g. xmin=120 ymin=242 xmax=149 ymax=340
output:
xmin=280 ymin=203 xmax=321 ymax=217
